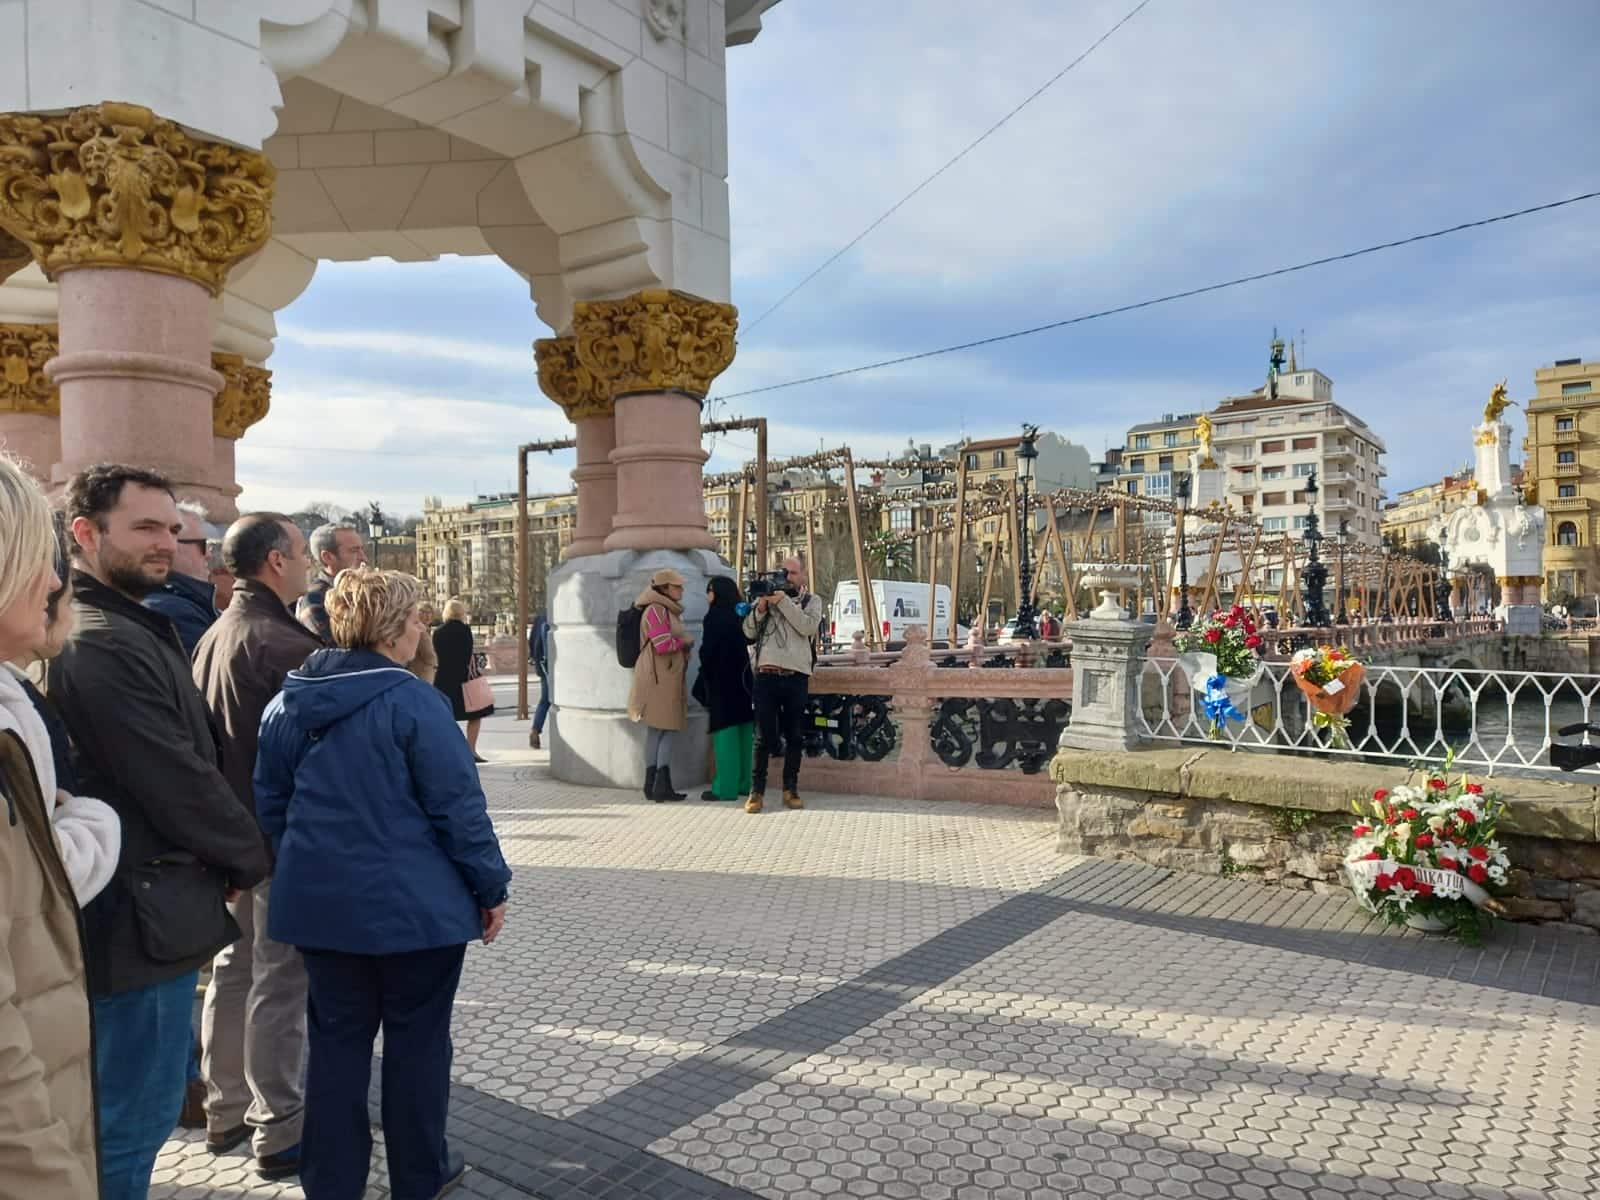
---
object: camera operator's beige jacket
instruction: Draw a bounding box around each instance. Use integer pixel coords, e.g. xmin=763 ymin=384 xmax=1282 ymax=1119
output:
xmin=742 ymin=592 xmax=824 ymax=676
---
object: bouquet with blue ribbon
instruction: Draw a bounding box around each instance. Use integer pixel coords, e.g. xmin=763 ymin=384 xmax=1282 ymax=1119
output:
xmin=1201 ymin=674 xmax=1246 ymax=738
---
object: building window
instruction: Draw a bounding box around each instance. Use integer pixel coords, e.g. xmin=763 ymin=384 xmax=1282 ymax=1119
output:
xmin=992 ymin=450 xmax=1006 ymax=469
xmin=1292 ymin=491 xmax=1308 ymax=505
xmin=1125 ymin=479 xmax=1139 ymax=495
xmin=1133 ymin=434 xmax=1150 ymax=449
xmin=1560 ymin=484 xmax=1577 ymax=498
xmin=1295 ymin=374 xmax=1306 ymax=385
xmin=1293 ymin=516 xmax=1309 ymax=530
xmin=1145 ymin=474 xmax=1171 ymax=498
xmin=1262 ymin=517 xmax=1287 ymax=531
xmin=1562 ymin=382 xmax=1592 ymax=395
xmin=1163 ymin=432 xmax=1178 ymax=447
xmin=1262 ymin=466 xmax=1285 ymax=481
xmin=1292 ymin=462 xmax=1316 ymax=477
xmin=1158 ymin=455 xmax=1174 ymax=471
xmin=1558 ymin=521 xmax=1580 ymax=546
xmin=890 ymin=507 xmax=912 ymax=532
xmin=1267 ymin=416 xmax=1284 ymax=426
xmin=1559 ymin=450 xmax=1577 ymax=465
xmin=1291 ymin=436 xmax=1317 ymax=451
xmin=965 ymin=453 xmax=978 ymax=470
xmin=1262 ymin=492 xmax=1285 ymax=506
xmin=1261 ymin=440 xmax=1286 ymax=454
xmin=1557 ymin=417 xmax=1576 ymax=431
xmin=1127 ymin=457 xmax=1145 ymax=472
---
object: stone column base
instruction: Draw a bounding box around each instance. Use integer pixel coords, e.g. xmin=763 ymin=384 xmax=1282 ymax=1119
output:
xmin=1501 ymin=604 xmax=1542 ymax=636
xmin=546 ymin=546 xmax=729 ymax=789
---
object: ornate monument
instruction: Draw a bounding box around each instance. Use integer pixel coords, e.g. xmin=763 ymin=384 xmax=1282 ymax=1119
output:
xmin=1430 ymin=380 xmax=1546 ymax=634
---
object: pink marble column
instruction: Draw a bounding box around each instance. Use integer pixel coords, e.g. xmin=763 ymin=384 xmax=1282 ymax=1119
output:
xmin=604 ymin=391 xmax=717 ymax=553
xmin=0 ymin=413 xmax=59 ymax=480
xmin=45 ymin=268 xmax=228 ymax=510
xmin=566 ymin=414 xmax=618 ymax=559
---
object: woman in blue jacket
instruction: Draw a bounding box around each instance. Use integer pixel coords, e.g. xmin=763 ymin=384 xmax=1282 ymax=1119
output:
xmin=256 ymin=568 xmax=511 ymax=1200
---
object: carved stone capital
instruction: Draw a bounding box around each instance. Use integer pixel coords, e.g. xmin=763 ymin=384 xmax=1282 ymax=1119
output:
xmin=0 ymin=228 xmax=31 ymax=284
xmin=534 ymin=335 xmax=612 ymax=421
xmin=0 ymin=322 xmax=58 ymax=415
xmin=212 ymin=353 xmax=271 ymax=438
xmin=0 ymin=102 xmax=275 ymax=295
xmin=572 ymin=289 xmax=737 ymax=401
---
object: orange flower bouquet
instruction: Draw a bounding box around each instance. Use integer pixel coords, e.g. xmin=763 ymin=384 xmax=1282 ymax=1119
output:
xmin=1289 ymin=645 xmax=1365 ymax=748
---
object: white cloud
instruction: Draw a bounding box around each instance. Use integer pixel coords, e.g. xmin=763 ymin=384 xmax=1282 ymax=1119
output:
xmin=276 ymin=326 xmax=534 ymax=374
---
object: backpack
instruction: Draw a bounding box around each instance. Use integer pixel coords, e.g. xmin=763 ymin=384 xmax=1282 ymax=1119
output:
xmin=616 ymin=606 xmax=644 ymax=669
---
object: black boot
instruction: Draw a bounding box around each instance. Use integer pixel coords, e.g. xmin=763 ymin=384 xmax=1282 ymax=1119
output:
xmin=653 ymin=766 xmax=687 ymax=802
xmin=643 ymin=766 xmax=657 ymax=801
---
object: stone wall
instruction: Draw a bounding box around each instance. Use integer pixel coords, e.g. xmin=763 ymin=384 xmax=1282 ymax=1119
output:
xmin=1049 ymin=747 xmax=1600 ymax=931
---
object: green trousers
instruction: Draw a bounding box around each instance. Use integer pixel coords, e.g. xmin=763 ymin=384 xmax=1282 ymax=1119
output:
xmin=710 ymin=722 xmax=755 ymax=799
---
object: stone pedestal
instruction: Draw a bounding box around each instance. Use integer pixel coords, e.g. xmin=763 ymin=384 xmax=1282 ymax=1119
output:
xmin=547 ymin=547 xmax=724 ymax=789
xmin=1059 ymin=603 xmax=1154 ymax=753
xmin=1503 ymin=604 xmax=1542 ymax=636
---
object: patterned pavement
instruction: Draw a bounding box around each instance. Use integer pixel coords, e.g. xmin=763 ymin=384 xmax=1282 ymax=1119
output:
xmin=155 ymin=697 xmax=1597 ymax=1200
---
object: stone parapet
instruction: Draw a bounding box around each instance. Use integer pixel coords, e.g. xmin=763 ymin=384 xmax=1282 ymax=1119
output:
xmin=1049 ymin=747 xmax=1600 ymax=927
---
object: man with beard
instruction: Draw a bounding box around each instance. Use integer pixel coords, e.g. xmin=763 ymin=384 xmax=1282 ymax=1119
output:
xmin=44 ymin=464 xmax=270 ymax=1200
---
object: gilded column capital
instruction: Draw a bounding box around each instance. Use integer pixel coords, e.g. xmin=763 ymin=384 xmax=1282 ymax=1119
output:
xmin=0 ymin=322 xmax=59 ymax=415
xmin=0 ymin=229 xmax=31 ymax=284
xmin=0 ymin=102 xmax=275 ymax=295
xmin=534 ymin=335 xmax=612 ymax=421
xmin=572 ymin=289 xmax=737 ymax=400
xmin=212 ymin=352 xmax=271 ymax=438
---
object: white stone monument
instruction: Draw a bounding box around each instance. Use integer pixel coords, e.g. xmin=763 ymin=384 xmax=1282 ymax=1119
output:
xmin=1430 ymin=381 xmax=1546 ymax=635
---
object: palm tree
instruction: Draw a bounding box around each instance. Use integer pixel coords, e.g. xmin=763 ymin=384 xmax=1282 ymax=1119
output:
xmin=865 ymin=530 xmax=914 ymax=581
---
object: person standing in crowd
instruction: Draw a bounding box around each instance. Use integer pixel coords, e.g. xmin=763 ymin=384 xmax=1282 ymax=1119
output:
xmin=697 ymin=576 xmax=754 ymax=803
xmin=44 ymin=463 xmax=271 ymax=1200
xmin=432 ymin=597 xmax=493 ymax=763
xmin=143 ymin=500 xmax=219 ymax=657
xmin=528 ymin=609 xmax=550 ymax=750
xmin=191 ymin=514 xmax=323 ymax=1182
xmin=296 ymin=522 xmax=367 ymax=645
xmin=208 ymin=537 xmax=236 ymax=612
xmin=742 ymin=557 xmax=824 ymax=814
xmin=0 ymin=454 xmax=117 ymax=1200
xmin=629 ymin=568 xmax=693 ymax=803
xmin=409 ymin=600 xmax=439 ymax=683
xmin=255 ymin=568 xmax=511 ymax=1200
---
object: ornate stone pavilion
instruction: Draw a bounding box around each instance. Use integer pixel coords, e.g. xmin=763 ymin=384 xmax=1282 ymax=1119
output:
xmin=0 ymin=0 xmax=781 ymax=788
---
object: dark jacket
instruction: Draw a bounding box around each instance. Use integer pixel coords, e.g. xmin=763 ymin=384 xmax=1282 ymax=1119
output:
xmin=43 ymin=572 xmax=270 ymax=995
xmin=529 ymin=615 xmax=549 ymax=679
xmin=255 ymin=649 xmax=511 ymax=955
xmin=143 ymin=570 xmax=217 ymax=658
xmin=295 ymin=572 xmax=335 ymax=646
xmin=192 ymin=580 xmax=323 ymax=815
xmin=699 ymin=586 xmax=755 ymax=734
xmin=432 ymin=619 xmax=490 ymax=721
xmin=16 ymin=672 xmax=76 ymax=792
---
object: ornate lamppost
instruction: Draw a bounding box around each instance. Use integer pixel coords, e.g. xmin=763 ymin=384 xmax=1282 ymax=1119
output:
xmin=1335 ymin=518 xmax=1349 ymax=625
xmin=368 ymin=516 xmax=385 ymax=570
xmin=1301 ymin=469 xmax=1331 ymax=627
xmin=1434 ymin=545 xmax=1454 ymax=623
xmin=1174 ymin=472 xmax=1194 ymax=629
xmin=1013 ymin=425 xmax=1040 ymax=640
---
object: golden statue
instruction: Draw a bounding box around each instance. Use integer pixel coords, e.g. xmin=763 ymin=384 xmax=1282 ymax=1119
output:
xmin=1194 ymin=413 xmax=1218 ymax=469
xmin=1483 ymin=378 xmax=1512 ymax=423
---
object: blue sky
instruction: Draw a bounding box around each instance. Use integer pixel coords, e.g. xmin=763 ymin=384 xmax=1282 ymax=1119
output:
xmin=237 ymin=0 xmax=1600 ymax=519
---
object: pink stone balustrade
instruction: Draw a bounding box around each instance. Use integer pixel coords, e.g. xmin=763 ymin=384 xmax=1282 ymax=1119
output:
xmin=795 ymin=627 xmax=1073 ymax=808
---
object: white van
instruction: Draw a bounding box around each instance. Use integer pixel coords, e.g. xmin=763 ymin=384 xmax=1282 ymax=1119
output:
xmin=830 ymin=580 xmax=960 ymax=648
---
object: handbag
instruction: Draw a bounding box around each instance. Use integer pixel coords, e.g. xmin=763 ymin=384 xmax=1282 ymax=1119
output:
xmin=127 ymin=851 xmax=236 ymax=964
xmin=461 ymin=654 xmax=494 ymax=712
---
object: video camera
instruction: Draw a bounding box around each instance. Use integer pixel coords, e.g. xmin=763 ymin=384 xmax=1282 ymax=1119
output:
xmin=744 ymin=568 xmax=796 ymax=602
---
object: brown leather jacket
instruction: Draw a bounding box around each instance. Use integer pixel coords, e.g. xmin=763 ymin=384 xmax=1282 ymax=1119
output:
xmin=0 ymin=731 xmax=97 ymax=1198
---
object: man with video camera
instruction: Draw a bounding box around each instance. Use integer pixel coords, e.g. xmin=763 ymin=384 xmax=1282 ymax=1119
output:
xmin=741 ymin=556 xmax=824 ymax=814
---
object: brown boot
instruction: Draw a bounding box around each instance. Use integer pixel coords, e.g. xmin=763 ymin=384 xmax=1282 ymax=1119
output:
xmin=744 ymin=792 xmax=764 ymax=814
xmin=528 ymin=728 xmax=541 ymax=750
xmin=782 ymin=789 xmax=804 ymax=810
xmin=178 ymin=1077 xmax=206 ymax=1130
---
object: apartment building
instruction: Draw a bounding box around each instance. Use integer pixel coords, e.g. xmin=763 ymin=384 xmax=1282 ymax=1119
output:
xmin=1209 ymin=368 xmax=1388 ymax=547
xmin=1115 ymin=411 xmax=1202 ymax=505
xmin=1379 ymin=466 xmax=1523 ymax=550
xmin=413 ymin=492 xmax=575 ymax=633
xmin=1523 ymin=356 xmax=1600 ymax=600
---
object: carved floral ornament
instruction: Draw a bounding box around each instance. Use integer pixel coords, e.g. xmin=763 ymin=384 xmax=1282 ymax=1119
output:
xmin=572 ymin=289 xmax=737 ymax=401
xmin=0 ymin=102 xmax=275 ymax=295
xmin=532 ymin=336 xmax=612 ymax=421
xmin=0 ymin=322 xmax=58 ymax=414
xmin=212 ymin=353 xmax=272 ymax=439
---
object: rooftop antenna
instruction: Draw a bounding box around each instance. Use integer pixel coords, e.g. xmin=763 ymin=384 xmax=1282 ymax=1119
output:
xmin=1300 ymin=328 xmax=1308 ymax=368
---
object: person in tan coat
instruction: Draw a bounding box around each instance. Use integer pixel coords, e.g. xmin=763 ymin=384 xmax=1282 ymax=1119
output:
xmin=628 ymin=568 xmax=692 ymax=802
xmin=0 ymin=452 xmax=98 ymax=1200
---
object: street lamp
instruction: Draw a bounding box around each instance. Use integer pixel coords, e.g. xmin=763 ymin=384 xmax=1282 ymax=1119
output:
xmin=1434 ymin=545 xmax=1454 ymax=623
xmin=1013 ymin=425 xmax=1040 ymax=640
xmin=1174 ymin=472 xmax=1193 ymax=630
xmin=1301 ymin=469 xmax=1331 ymax=627
xmin=368 ymin=517 xmax=385 ymax=569
xmin=1335 ymin=518 xmax=1349 ymax=625
xmin=743 ymin=518 xmax=757 ymax=580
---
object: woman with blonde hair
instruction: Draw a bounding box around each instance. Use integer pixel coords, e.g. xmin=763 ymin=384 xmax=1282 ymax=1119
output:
xmin=432 ymin=596 xmax=493 ymax=761
xmin=409 ymin=599 xmax=439 ymax=683
xmin=255 ymin=567 xmax=511 ymax=1200
xmin=0 ymin=451 xmax=117 ymax=1199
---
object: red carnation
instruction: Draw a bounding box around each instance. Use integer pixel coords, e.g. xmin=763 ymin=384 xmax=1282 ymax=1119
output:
xmin=1204 ymin=628 xmax=1222 ymax=644
xmin=1373 ymin=789 xmax=1389 ymax=802
xmin=1230 ymin=605 xmax=1244 ymax=616
xmin=1468 ymin=845 xmax=1489 ymax=861
xmin=1401 ymin=808 xmax=1419 ymax=820
xmin=1468 ymin=864 xmax=1489 ymax=884
xmin=1245 ymin=634 xmax=1262 ymax=649
xmin=1465 ymin=782 xmax=1483 ymax=795
xmin=1428 ymin=778 xmax=1447 ymax=790
xmin=1438 ymin=856 xmax=1458 ymax=870
xmin=1352 ymin=824 xmax=1372 ymax=837
xmin=1394 ymin=867 xmax=1417 ymax=889
xmin=1375 ymin=873 xmax=1394 ymax=891
xmin=1363 ymin=851 xmax=1381 ymax=861
xmin=1415 ymin=882 xmax=1434 ymax=897
xmin=1414 ymin=833 xmax=1434 ymax=848
xmin=1456 ymin=809 xmax=1477 ymax=825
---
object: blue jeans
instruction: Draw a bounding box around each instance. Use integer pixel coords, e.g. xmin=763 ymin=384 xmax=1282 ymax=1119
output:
xmin=301 ymin=944 xmax=466 ymax=1200
xmin=533 ymin=672 xmax=551 ymax=733
xmin=94 ymin=972 xmax=200 ymax=1200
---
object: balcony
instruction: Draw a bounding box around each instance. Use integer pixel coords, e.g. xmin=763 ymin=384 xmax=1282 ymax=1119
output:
xmin=1556 ymin=462 xmax=1583 ymax=477
xmin=1325 ymin=443 xmax=1357 ymax=460
xmin=1320 ymin=470 xmax=1357 ymax=486
xmin=1321 ymin=496 xmax=1357 ymax=512
xmin=1555 ymin=429 xmax=1582 ymax=444
xmin=1547 ymin=496 xmax=1590 ymax=512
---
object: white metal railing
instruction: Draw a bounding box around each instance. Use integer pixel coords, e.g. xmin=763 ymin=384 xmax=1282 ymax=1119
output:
xmin=1138 ymin=656 xmax=1600 ymax=776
